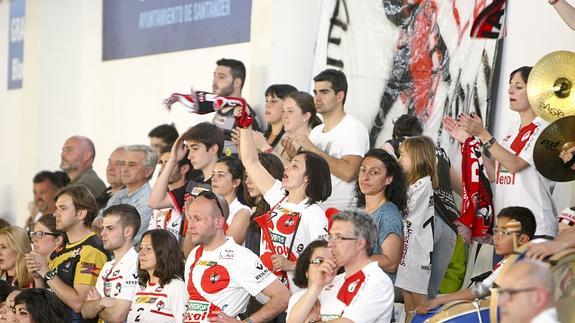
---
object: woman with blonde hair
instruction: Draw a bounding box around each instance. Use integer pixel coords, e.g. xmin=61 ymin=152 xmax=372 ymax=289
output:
xmin=0 ymin=227 xmax=33 ymax=288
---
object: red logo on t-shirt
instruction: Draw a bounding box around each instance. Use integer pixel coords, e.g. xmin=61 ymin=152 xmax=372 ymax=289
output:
xmin=200 ymin=265 xmax=230 ymax=293
xmin=337 ymin=271 xmax=366 ymax=305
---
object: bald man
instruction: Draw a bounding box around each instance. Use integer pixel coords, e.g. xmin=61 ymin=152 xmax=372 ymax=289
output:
xmin=497 ymin=260 xmax=559 ymax=323
xmin=60 ymin=136 xmax=106 ymax=198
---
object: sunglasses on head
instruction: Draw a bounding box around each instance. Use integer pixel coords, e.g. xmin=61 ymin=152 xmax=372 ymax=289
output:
xmin=196 ymin=190 xmax=225 ymax=218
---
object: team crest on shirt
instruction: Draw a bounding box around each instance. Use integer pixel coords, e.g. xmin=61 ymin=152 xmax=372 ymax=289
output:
xmin=156 ymin=300 xmax=166 ymax=311
xmin=275 ymin=212 xmax=301 ymax=235
xmin=115 ymin=282 xmax=122 ymax=296
xmin=200 ymin=265 xmax=230 ymax=293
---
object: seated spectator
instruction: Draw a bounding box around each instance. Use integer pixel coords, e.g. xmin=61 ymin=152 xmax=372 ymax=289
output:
xmin=0 ymin=280 xmax=14 ymax=321
xmin=96 ymin=146 xmax=126 ymax=210
xmin=24 ymin=185 xmax=110 ymax=323
xmin=0 ymin=227 xmax=33 ymax=288
xmin=356 ymin=149 xmax=407 ymax=281
xmin=13 ymin=288 xmax=64 ymax=323
xmin=104 ymin=145 xmax=156 ymax=245
xmin=286 ymin=210 xmax=394 ymax=323
xmin=211 ymin=156 xmax=251 ymax=245
xmin=29 ymin=215 xmax=66 ymax=287
xmin=262 ymin=84 xmax=298 ymax=154
xmin=81 ymin=204 xmax=141 ymax=322
xmin=417 ymin=206 xmax=536 ymax=314
xmin=0 ymin=289 xmax=20 ymax=322
xmin=239 ymin=125 xmax=331 ymax=291
xmin=497 ymin=260 xmax=559 ymax=323
xmin=129 ymin=229 xmax=187 ymax=322
xmin=59 ymin=136 xmax=107 ymax=199
xmin=27 ymin=170 xmax=68 ymax=231
xmin=0 ymin=220 xmax=9 ymax=230
xmin=184 ymin=191 xmax=289 ymax=322
xmin=292 ymin=239 xmax=330 ymax=289
xmin=148 ymin=123 xmax=178 ymax=159
xmin=148 ymin=145 xmax=191 ymax=241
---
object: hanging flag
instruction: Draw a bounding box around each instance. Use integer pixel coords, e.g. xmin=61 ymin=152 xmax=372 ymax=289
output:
xmin=470 ymin=0 xmax=507 ymax=38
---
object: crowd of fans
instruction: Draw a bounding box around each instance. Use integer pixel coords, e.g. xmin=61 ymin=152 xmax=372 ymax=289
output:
xmin=0 ymin=56 xmax=573 ymax=323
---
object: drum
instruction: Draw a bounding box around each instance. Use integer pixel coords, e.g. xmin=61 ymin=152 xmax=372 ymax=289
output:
xmin=548 ymin=248 xmax=575 ymax=323
xmin=411 ymin=299 xmax=490 ymax=323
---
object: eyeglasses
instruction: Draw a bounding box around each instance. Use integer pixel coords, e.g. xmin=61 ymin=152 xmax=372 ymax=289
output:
xmin=493 ymin=228 xmax=519 ymax=237
xmin=29 ymin=231 xmax=59 ymax=240
xmin=197 ymin=191 xmax=225 ymax=218
xmin=496 ymin=287 xmax=538 ymax=301
xmin=327 ymin=235 xmax=358 ymax=243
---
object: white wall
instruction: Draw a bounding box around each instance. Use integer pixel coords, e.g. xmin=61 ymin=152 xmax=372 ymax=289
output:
xmin=0 ymin=0 xmax=572 ymax=225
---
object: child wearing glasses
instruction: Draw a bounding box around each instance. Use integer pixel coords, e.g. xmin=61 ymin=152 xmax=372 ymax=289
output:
xmin=416 ymin=206 xmax=536 ymax=314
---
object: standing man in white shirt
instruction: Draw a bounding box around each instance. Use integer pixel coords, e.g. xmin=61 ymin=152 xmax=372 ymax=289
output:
xmin=497 ymin=260 xmax=559 ymax=323
xmin=81 ymin=204 xmax=141 ymax=322
xmin=287 ymin=69 xmax=369 ymax=209
xmin=286 ymin=209 xmax=394 ymax=323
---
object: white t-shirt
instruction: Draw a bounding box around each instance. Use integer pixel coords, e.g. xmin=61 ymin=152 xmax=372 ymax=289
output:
xmin=96 ymin=248 xmax=139 ymax=301
xmin=227 ymin=198 xmax=251 ymax=226
xmin=287 ymin=262 xmax=394 ymax=322
xmin=184 ymin=239 xmax=278 ymax=322
xmin=493 ymin=116 xmax=557 ymax=237
xmin=261 ymin=180 xmax=329 ymax=292
xmin=309 ymin=114 xmax=369 ymax=209
xmin=127 ymin=279 xmax=188 ymax=323
xmin=148 ymin=208 xmax=184 ymax=241
xmin=395 ymin=176 xmax=434 ymax=294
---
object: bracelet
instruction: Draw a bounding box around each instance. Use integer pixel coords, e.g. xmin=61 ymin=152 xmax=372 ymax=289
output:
xmin=549 ymin=0 xmax=560 ymax=5
xmin=483 ymin=137 xmax=497 ymax=150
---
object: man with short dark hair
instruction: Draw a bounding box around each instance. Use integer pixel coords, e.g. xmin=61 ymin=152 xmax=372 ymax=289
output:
xmin=60 ymin=136 xmax=107 ymax=198
xmin=25 ymin=185 xmax=110 ymax=323
xmin=148 ymin=124 xmax=179 ymax=160
xmin=27 ymin=170 xmax=67 ymax=230
xmin=148 ymin=145 xmax=192 ymax=241
xmin=287 ymin=209 xmax=394 ymax=323
xmin=211 ymin=58 xmax=260 ymax=156
xmin=81 ymin=204 xmax=141 ymax=322
xmin=184 ymin=191 xmax=290 ymax=322
xmin=287 ymin=69 xmax=369 ymax=209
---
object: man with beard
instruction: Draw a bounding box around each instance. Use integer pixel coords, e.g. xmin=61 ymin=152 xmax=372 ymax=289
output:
xmin=286 ymin=210 xmax=394 ymax=323
xmin=183 ymin=191 xmax=289 ymax=322
xmin=210 ymin=58 xmax=260 ymax=156
xmin=60 ymin=136 xmax=107 ymax=199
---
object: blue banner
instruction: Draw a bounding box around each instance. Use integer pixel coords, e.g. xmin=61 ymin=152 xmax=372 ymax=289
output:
xmin=7 ymin=0 xmax=25 ymax=90
xmin=103 ymin=0 xmax=252 ymax=60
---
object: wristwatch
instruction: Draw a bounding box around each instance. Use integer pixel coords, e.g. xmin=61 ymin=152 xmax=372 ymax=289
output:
xmin=44 ymin=270 xmax=56 ymax=281
xmin=483 ymin=136 xmax=496 ymax=150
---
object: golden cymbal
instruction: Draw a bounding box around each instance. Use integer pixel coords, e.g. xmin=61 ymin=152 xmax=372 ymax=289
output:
xmin=528 ymin=51 xmax=575 ymax=122
xmin=533 ymin=116 xmax=575 ymax=182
